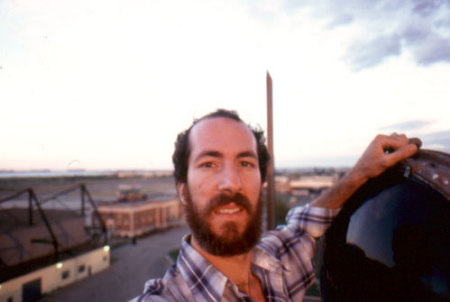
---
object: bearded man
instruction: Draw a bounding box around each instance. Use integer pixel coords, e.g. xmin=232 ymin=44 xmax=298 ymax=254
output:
xmin=136 ymin=109 xmax=418 ymax=302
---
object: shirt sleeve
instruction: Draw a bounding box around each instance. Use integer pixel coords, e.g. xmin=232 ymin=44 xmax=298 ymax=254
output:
xmin=258 ymin=204 xmax=341 ymax=298
xmin=260 ymin=204 xmax=341 ymax=254
xmin=285 ymin=204 xmax=341 ymax=238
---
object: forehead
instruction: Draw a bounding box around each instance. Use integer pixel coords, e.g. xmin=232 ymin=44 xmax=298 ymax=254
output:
xmin=188 ymin=117 xmax=257 ymax=158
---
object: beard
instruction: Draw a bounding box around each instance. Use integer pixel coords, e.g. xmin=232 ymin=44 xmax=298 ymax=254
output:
xmin=183 ymin=189 xmax=263 ymax=257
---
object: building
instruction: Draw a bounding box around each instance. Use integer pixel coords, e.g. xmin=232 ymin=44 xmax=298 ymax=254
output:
xmin=97 ymin=195 xmax=184 ymax=238
xmin=0 ymin=185 xmax=108 ymax=302
xmin=289 ymin=176 xmax=337 ymax=196
xmin=0 ymin=246 xmax=110 ymax=302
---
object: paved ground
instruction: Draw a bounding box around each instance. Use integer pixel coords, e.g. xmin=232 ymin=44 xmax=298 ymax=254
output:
xmin=38 ymin=225 xmax=322 ymax=302
xmin=40 ymin=225 xmax=189 ymax=302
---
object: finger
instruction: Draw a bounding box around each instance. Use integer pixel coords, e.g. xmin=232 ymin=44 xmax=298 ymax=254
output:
xmin=383 ymin=135 xmax=421 ymax=154
xmin=387 ymin=133 xmax=408 ymax=144
xmin=384 ymin=143 xmax=418 ymax=166
xmin=390 ymin=132 xmax=407 ymax=139
xmin=381 ymin=134 xmax=409 ymax=153
xmin=408 ymin=137 xmax=422 ymax=149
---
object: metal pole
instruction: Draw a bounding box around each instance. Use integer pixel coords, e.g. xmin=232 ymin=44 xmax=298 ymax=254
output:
xmin=28 ymin=189 xmax=33 ymax=226
xmin=30 ymin=190 xmax=59 ymax=256
xmin=81 ymin=184 xmax=85 ymax=216
xmin=266 ymin=71 xmax=275 ymax=230
xmin=83 ymin=185 xmax=107 ymax=234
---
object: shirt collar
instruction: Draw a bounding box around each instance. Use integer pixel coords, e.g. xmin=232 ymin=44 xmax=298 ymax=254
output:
xmin=177 ymin=235 xmax=228 ymax=301
xmin=177 ymin=235 xmax=284 ymax=300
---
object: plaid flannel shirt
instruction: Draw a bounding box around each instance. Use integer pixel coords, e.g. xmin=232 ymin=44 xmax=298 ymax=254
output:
xmin=137 ymin=204 xmax=339 ymax=302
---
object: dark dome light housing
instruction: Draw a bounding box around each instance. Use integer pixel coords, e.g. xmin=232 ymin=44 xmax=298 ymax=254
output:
xmin=320 ymin=150 xmax=450 ymax=302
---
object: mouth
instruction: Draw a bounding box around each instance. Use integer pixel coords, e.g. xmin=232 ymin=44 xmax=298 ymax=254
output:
xmin=213 ymin=203 xmax=245 ymax=216
xmin=216 ymin=207 xmax=241 ymax=214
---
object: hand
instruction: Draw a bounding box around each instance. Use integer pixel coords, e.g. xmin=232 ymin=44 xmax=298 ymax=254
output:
xmin=311 ymin=133 xmax=420 ymax=209
xmin=351 ymin=133 xmax=420 ymax=183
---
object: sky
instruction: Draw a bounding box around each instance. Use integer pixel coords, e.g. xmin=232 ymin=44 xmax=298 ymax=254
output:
xmin=1 ymin=0 xmax=449 ymax=171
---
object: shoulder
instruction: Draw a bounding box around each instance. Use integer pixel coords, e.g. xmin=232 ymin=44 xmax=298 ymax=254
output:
xmin=136 ymin=265 xmax=193 ymax=302
xmin=131 ymin=293 xmax=168 ymax=302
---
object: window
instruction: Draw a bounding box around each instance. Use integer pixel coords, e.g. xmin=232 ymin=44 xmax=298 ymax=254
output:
xmin=62 ymin=270 xmax=70 ymax=279
xmin=78 ymin=265 xmax=85 ymax=273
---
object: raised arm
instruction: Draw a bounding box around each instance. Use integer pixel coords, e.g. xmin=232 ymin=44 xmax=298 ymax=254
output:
xmin=311 ymin=133 xmax=419 ymax=209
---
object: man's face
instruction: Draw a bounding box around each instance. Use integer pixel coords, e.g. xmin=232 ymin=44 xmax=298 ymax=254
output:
xmin=178 ymin=117 xmax=263 ymax=256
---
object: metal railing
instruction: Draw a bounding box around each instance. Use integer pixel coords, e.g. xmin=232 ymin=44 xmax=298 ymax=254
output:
xmin=0 ymin=184 xmax=107 ymax=259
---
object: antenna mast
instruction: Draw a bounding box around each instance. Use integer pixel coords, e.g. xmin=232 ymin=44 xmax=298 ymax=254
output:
xmin=266 ymin=71 xmax=275 ymax=230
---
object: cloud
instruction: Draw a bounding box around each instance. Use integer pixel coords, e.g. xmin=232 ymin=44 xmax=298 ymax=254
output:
xmin=380 ymin=119 xmax=434 ymax=131
xmin=412 ymin=0 xmax=445 ymax=17
xmin=326 ymin=13 xmax=353 ymax=28
xmin=345 ymin=34 xmax=402 ymax=70
xmin=419 ymin=130 xmax=450 ymax=153
xmin=411 ymin=33 xmax=450 ymax=65
xmin=284 ymin=0 xmax=450 ymax=70
xmin=378 ymin=122 xmax=450 ymax=153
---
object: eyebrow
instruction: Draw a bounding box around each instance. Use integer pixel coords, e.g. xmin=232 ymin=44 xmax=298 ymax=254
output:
xmin=237 ymin=151 xmax=258 ymax=159
xmin=195 ymin=150 xmax=258 ymax=161
xmin=196 ymin=151 xmax=223 ymax=160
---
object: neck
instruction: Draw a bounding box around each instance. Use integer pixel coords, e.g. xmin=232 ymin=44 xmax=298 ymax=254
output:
xmin=191 ymin=236 xmax=253 ymax=287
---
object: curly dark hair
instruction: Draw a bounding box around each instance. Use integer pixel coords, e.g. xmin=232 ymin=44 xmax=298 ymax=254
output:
xmin=172 ymin=109 xmax=270 ymax=184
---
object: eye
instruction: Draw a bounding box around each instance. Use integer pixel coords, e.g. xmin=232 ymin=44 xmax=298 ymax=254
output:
xmin=240 ymin=161 xmax=255 ymax=168
xmin=200 ymin=161 xmax=215 ymax=168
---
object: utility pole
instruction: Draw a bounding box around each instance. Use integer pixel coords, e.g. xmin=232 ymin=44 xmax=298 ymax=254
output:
xmin=266 ymin=71 xmax=275 ymax=230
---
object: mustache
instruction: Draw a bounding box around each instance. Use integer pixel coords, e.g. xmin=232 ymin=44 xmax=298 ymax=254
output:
xmin=205 ymin=192 xmax=252 ymax=214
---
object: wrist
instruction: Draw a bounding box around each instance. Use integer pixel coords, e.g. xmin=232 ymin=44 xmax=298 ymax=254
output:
xmin=344 ymin=168 xmax=368 ymax=191
xmin=310 ymin=168 xmax=371 ymax=210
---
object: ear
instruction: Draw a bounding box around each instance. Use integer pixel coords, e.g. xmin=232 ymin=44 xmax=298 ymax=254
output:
xmin=177 ymin=182 xmax=187 ymax=205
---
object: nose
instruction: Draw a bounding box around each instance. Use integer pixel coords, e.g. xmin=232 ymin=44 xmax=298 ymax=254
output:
xmin=217 ymin=163 xmax=241 ymax=194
